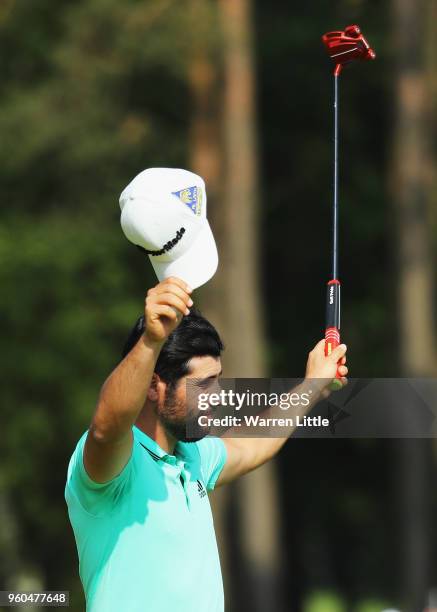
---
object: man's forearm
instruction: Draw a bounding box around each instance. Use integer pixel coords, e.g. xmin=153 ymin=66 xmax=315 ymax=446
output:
xmin=221 ymin=380 xmax=325 ymax=483
xmin=91 ymin=334 xmax=163 ymax=441
xmin=238 ymin=379 xmax=324 ymax=464
xmin=219 ymin=342 xmax=347 ymax=486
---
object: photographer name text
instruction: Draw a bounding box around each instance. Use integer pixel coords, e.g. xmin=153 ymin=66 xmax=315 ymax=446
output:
xmin=198 ymin=415 xmax=329 ymax=428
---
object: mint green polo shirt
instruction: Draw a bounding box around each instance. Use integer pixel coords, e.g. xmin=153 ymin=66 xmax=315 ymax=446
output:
xmin=65 ymin=426 xmax=227 ymax=612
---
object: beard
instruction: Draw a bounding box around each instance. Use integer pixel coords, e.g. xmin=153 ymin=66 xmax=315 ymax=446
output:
xmin=157 ymin=383 xmax=211 ymax=443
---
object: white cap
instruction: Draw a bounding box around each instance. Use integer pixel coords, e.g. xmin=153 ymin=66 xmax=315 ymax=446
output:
xmin=119 ymin=168 xmax=218 ymax=290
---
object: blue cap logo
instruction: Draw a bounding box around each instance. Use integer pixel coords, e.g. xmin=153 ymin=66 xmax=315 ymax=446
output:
xmin=172 ymin=186 xmax=202 ymax=216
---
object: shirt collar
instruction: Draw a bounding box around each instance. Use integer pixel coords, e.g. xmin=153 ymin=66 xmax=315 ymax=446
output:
xmin=133 ymin=426 xmax=181 ymax=466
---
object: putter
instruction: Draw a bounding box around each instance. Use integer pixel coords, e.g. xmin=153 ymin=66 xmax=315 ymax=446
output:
xmin=321 ymin=25 xmax=375 ymax=387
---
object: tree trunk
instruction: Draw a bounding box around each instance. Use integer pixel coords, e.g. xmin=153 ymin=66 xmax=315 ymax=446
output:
xmin=390 ymin=0 xmax=436 ymax=377
xmin=188 ymin=1 xmax=284 ymax=610
xmin=187 ymin=1 xmax=232 ymax=597
xmin=390 ymin=0 xmax=437 ymax=608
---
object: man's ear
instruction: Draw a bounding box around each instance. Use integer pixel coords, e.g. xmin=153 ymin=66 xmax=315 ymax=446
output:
xmin=147 ymin=373 xmax=160 ymax=402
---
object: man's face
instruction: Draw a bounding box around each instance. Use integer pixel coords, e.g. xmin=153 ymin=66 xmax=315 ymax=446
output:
xmin=157 ymin=356 xmax=222 ymax=443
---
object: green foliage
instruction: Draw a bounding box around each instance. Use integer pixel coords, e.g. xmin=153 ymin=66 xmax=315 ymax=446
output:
xmin=304 ymin=591 xmax=346 ymax=612
xmin=0 ymin=0 xmax=218 ymax=601
xmin=355 ymin=601 xmax=392 ymax=612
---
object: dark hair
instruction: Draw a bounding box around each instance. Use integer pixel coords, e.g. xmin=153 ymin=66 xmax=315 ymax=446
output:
xmin=122 ymin=307 xmax=224 ymax=385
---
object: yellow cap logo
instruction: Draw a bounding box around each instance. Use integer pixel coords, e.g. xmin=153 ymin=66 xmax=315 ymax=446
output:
xmin=172 ymin=186 xmax=202 ymax=216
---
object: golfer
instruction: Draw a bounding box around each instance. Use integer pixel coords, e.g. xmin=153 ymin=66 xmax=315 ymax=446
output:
xmin=65 ymin=169 xmax=347 ymax=611
xmin=65 ymin=278 xmax=347 ymax=611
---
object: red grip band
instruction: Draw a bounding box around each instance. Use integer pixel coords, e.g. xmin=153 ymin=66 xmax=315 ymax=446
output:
xmin=325 ymin=327 xmax=341 ymax=379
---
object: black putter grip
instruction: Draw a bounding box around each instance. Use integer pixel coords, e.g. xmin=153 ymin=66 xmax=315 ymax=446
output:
xmin=325 ymin=280 xmax=341 ymax=330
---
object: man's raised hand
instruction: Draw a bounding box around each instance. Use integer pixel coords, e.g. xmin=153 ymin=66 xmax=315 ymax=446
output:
xmin=144 ymin=277 xmax=193 ymax=344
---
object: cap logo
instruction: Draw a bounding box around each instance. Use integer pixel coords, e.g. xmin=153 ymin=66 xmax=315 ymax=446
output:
xmin=172 ymin=186 xmax=202 ymax=216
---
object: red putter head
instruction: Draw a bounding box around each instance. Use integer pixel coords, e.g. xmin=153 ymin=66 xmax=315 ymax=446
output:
xmin=322 ymin=24 xmax=376 ymax=75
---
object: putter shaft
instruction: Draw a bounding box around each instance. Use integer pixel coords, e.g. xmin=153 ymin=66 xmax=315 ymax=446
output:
xmin=332 ymin=72 xmax=339 ymax=280
xmin=325 ymin=69 xmax=341 ymax=373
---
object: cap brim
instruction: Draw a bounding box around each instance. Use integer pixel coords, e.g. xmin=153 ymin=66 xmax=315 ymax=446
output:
xmin=150 ymin=221 xmax=218 ymax=290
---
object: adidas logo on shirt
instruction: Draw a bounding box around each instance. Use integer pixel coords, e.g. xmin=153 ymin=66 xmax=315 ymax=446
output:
xmin=197 ymin=480 xmax=207 ymax=499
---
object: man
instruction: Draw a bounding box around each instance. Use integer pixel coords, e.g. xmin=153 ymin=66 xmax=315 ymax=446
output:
xmin=65 ymin=277 xmax=347 ymax=612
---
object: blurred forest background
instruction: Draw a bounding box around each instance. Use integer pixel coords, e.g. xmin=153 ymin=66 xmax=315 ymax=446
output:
xmin=1 ymin=0 xmax=436 ymax=610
